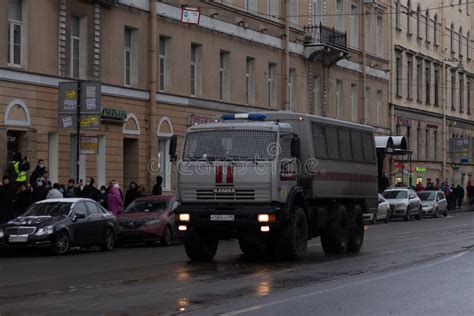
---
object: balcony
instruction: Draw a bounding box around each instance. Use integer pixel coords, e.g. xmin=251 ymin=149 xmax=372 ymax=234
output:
xmin=303 ymin=24 xmax=348 ymax=65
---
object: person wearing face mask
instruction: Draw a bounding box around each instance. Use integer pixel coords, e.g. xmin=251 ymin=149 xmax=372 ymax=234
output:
xmin=32 ymin=177 xmax=48 ymax=203
xmin=29 ymin=159 xmax=47 ymax=188
xmin=64 ymin=179 xmax=78 ymax=198
xmin=80 ymin=177 xmax=99 ymax=200
xmin=124 ymin=181 xmax=141 ymax=208
xmin=98 ymin=185 xmax=108 ymax=208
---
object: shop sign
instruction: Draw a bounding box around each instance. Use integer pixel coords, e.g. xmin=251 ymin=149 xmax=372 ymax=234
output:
xmin=80 ymin=136 xmax=98 ymax=155
xmin=181 ymin=7 xmax=200 ymax=24
xmin=415 ymin=167 xmax=427 ymax=173
xmin=59 ymin=82 xmax=78 ymax=113
xmin=426 ymin=124 xmax=438 ymax=129
xmin=101 ymin=108 xmax=127 ymax=123
xmin=186 ymin=113 xmax=213 ymax=126
xmin=397 ymin=117 xmax=412 ymax=127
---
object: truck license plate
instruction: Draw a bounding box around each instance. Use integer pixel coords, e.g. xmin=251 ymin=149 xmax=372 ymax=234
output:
xmin=210 ymin=215 xmax=234 ymax=221
xmin=9 ymin=235 xmax=28 ymax=243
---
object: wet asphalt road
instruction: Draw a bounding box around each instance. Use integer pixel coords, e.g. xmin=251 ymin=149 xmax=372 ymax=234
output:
xmin=0 ymin=211 xmax=473 ymax=315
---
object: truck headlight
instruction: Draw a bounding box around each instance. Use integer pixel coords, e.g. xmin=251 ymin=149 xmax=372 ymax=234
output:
xmin=0 ymin=228 xmax=4 ymax=238
xmin=179 ymin=213 xmax=190 ymax=222
xmin=258 ymin=214 xmax=276 ymax=222
xmin=35 ymin=226 xmax=54 ymax=236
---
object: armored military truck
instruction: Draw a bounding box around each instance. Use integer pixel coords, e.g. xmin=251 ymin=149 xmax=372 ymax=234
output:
xmin=173 ymin=111 xmax=378 ymax=261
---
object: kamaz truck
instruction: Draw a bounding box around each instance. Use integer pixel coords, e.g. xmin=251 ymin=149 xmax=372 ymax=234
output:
xmin=173 ymin=112 xmax=378 ymax=261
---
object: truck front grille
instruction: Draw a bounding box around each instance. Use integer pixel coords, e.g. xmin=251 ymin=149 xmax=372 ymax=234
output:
xmin=196 ymin=189 xmax=255 ymax=201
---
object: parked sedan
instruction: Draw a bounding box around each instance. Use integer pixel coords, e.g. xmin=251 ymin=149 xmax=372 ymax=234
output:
xmin=364 ymin=194 xmax=391 ymax=224
xmin=417 ymin=191 xmax=448 ymax=218
xmin=0 ymin=198 xmax=119 ymax=255
xmin=383 ymin=188 xmax=422 ymax=221
xmin=118 ymin=195 xmax=181 ymax=246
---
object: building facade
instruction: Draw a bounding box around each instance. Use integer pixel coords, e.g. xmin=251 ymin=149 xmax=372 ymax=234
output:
xmin=0 ymin=0 xmax=394 ymax=192
xmin=390 ymin=0 xmax=473 ymax=187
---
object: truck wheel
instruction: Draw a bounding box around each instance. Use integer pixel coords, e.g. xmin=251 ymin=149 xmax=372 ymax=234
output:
xmin=184 ymin=228 xmax=218 ymax=261
xmin=238 ymin=239 xmax=266 ymax=259
xmin=321 ymin=204 xmax=349 ymax=255
xmin=279 ymin=207 xmax=308 ymax=260
xmin=348 ymin=205 xmax=364 ymax=253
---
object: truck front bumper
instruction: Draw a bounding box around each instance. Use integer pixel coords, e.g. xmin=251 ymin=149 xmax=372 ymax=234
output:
xmin=175 ymin=203 xmax=283 ymax=238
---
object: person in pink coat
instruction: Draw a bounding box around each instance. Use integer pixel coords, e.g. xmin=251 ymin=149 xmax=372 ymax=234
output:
xmin=107 ymin=183 xmax=123 ymax=216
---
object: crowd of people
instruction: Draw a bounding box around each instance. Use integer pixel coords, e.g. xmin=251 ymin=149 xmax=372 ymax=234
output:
xmin=0 ymin=153 xmax=164 ymax=224
xmin=414 ymin=181 xmax=472 ymax=211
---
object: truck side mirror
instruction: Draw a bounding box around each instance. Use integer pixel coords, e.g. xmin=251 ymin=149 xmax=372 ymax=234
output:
xmin=169 ymin=135 xmax=177 ymax=162
xmin=290 ymin=136 xmax=301 ymax=159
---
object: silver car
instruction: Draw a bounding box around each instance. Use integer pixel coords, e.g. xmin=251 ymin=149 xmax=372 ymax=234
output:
xmin=383 ymin=188 xmax=422 ymax=221
xmin=417 ymin=191 xmax=448 ymax=218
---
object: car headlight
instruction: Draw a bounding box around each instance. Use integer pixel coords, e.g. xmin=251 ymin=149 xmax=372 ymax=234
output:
xmin=145 ymin=219 xmax=160 ymax=226
xmin=0 ymin=228 xmax=4 ymax=238
xmin=35 ymin=226 xmax=54 ymax=236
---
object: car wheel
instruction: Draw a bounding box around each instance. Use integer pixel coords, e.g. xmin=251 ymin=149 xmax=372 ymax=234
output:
xmin=403 ymin=208 xmax=411 ymax=221
xmin=53 ymin=231 xmax=70 ymax=255
xmin=385 ymin=209 xmax=391 ymax=223
xmin=160 ymin=226 xmax=172 ymax=247
xmin=433 ymin=207 xmax=439 ymax=218
xmin=443 ymin=208 xmax=448 ymax=217
xmin=371 ymin=213 xmax=377 ymax=225
xmin=417 ymin=207 xmax=423 ymax=220
xmin=100 ymin=228 xmax=114 ymax=251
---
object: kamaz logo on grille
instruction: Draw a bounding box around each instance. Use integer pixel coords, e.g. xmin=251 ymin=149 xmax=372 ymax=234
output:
xmin=215 ymin=165 xmax=234 ymax=184
xmin=214 ymin=187 xmax=236 ymax=194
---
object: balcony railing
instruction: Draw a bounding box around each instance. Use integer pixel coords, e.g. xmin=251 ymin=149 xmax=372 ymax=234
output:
xmin=304 ymin=23 xmax=347 ymax=49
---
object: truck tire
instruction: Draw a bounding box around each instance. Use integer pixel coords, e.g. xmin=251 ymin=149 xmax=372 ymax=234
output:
xmin=184 ymin=228 xmax=218 ymax=261
xmin=321 ymin=204 xmax=349 ymax=255
xmin=278 ymin=207 xmax=308 ymax=260
xmin=348 ymin=205 xmax=364 ymax=253
xmin=238 ymin=239 xmax=266 ymax=259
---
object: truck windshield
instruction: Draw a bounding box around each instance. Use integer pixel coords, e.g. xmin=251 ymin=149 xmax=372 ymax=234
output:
xmin=183 ymin=129 xmax=277 ymax=161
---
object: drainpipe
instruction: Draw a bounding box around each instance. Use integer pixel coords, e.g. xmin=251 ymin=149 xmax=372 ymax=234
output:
xmin=149 ymin=0 xmax=157 ymax=192
xmin=389 ymin=0 xmax=395 ymax=184
xmin=361 ymin=9 xmax=367 ymax=125
xmin=282 ymin=0 xmax=290 ymax=111
xmin=441 ymin=0 xmax=447 ymax=183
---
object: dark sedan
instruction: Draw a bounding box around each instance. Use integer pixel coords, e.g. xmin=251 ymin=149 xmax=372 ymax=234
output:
xmin=0 ymin=198 xmax=119 ymax=255
xmin=118 ymin=195 xmax=181 ymax=246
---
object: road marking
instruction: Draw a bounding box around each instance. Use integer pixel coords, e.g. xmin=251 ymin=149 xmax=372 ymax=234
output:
xmin=222 ymin=251 xmax=470 ymax=315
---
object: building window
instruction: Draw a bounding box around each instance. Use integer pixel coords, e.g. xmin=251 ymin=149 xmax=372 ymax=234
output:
xmin=159 ymin=138 xmax=171 ymax=191
xmin=336 ymin=0 xmax=344 ymax=31
xmin=459 ymin=27 xmax=463 ymax=59
xmin=190 ymin=44 xmax=201 ymax=97
xmin=396 ymin=53 xmax=403 ymax=97
xmin=416 ymin=58 xmax=423 ymax=102
xmin=313 ymin=76 xmax=321 ymax=116
xmin=312 ymin=0 xmax=322 ymax=25
xmin=376 ymin=90 xmax=382 ymax=126
xmin=7 ymin=0 xmax=22 ymax=66
xmin=351 ymin=83 xmax=358 ymax=122
xmin=350 ymin=3 xmax=359 ymax=49
xmin=70 ymin=16 xmax=81 ymax=79
xmin=425 ymin=63 xmax=431 ymax=104
xmin=425 ymin=10 xmax=430 ymax=41
xmin=267 ymin=63 xmax=277 ymax=108
xmin=406 ymin=0 xmax=412 ymax=35
xmin=407 ymin=55 xmax=413 ymax=99
xmin=376 ymin=15 xmax=383 ymax=58
xmin=434 ymin=65 xmax=440 ymax=106
xmin=467 ymin=31 xmax=471 ymax=60
xmin=459 ymin=74 xmax=464 ymax=113
xmin=450 ymin=23 xmax=455 ymax=55
xmin=245 ymin=57 xmax=255 ymax=104
xmin=244 ymin=0 xmax=257 ymax=12
xmin=395 ymin=0 xmax=400 ymax=29
xmin=365 ymin=87 xmax=370 ymax=123
xmin=416 ymin=4 xmax=421 ymax=39
xmin=124 ymin=28 xmax=133 ymax=86
xmin=467 ymin=79 xmax=471 ymax=114
xmin=219 ymin=51 xmax=230 ymax=101
xmin=434 ymin=14 xmax=439 ymax=46
xmin=425 ymin=129 xmax=429 ymax=160
xmin=467 ymin=0 xmax=471 ymax=14
xmin=268 ymin=0 xmax=280 ymax=19
xmin=434 ymin=130 xmax=438 ymax=161
xmin=289 ymin=0 xmax=298 ymax=27
xmin=159 ymin=37 xmax=171 ymax=92
xmin=451 ymin=71 xmax=456 ymax=110
xmin=336 ymin=80 xmax=342 ymax=119
xmin=416 ymin=128 xmax=421 ymax=160
xmin=289 ymin=68 xmax=297 ymax=111
xmin=365 ymin=12 xmax=371 ymax=52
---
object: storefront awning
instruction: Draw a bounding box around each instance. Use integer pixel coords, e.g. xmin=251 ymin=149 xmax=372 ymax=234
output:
xmin=375 ymin=136 xmax=395 ymax=154
xmin=391 ymin=136 xmax=411 ymax=155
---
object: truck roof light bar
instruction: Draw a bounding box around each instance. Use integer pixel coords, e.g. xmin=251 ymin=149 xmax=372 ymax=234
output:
xmin=221 ymin=113 xmax=267 ymax=121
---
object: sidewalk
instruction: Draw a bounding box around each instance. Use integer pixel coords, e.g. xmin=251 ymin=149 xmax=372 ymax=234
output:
xmin=450 ymin=204 xmax=474 ymax=213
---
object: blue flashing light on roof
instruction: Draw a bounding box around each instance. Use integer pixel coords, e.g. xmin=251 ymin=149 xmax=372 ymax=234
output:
xmin=221 ymin=113 xmax=267 ymax=121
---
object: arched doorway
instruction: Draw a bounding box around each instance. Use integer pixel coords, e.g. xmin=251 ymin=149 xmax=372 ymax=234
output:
xmin=122 ymin=113 xmax=141 ymax=188
xmin=157 ymin=116 xmax=174 ymax=192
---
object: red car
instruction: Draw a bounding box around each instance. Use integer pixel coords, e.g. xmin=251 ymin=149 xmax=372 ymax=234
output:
xmin=118 ymin=195 xmax=180 ymax=246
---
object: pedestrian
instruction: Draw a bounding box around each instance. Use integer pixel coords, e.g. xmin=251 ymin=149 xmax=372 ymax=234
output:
xmin=124 ymin=181 xmax=141 ymax=208
xmin=8 ymin=152 xmax=30 ymax=187
xmin=152 ymin=176 xmax=163 ymax=196
xmin=46 ymin=183 xmax=64 ymax=199
xmin=456 ymin=184 xmax=464 ymax=208
xmin=63 ymin=179 xmax=78 ymax=198
xmin=107 ymin=183 xmax=123 ymax=216
xmin=415 ymin=182 xmax=424 ymax=192
xmin=467 ymin=182 xmax=474 ymax=205
xmin=0 ymin=175 xmax=19 ymax=223
xmin=80 ymin=177 xmax=99 ymax=200
xmin=425 ymin=181 xmax=435 ymax=191
xmin=16 ymin=183 xmax=32 ymax=216
xmin=29 ymin=159 xmax=47 ymax=187
xmin=98 ymin=185 xmax=108 ymax=208
xmin=32 ymin=177 xmax=48 ymax=203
